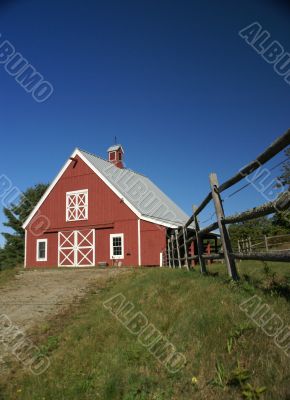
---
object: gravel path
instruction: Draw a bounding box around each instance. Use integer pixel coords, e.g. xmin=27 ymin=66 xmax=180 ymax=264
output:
xmin=0 ymin=268 xmax=122 ymax=333
xmin=0 ymin=268 xmax=124 ymax=371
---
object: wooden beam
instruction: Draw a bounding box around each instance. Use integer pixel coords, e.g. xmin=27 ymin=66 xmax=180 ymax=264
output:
xmin=182 ymin=129 xmax=290 ymax=232
xmin=264 ymin=235 xmax=269 ymax=252
xmin=232 ymin=251 xmax=290 ymax=262
xmin=203 ymin=253 xmax=224 ymax=260
xmin=167 ymin=238 xmax=172 ymax=268
xmin=223 ymin=191 xmax=290 ymax=225
xmin=210 ymin=173 xmax=239 ymax=281
xmin=175 ymin=229 xmax=182 ymax=269
xmin=219 ymin=129 xmax=290 ymax=193
xmin=193 ymin=205 xmax=207 ymax=274
xmin=199 ymin=221 xmax=219 ymax=236
xmin=69 ymin=157 xmax=78 ymax=168
xmin=184 ymin=193 xmax=212 ymax=228
xmin=170 ymin=234 xmax=175 ymax=268
xmin=182 ymin=227 xmax=189 ymax=270
xmin=45 ymin=222 xmax=114 ymax=233
xmin=188 ymin=255 xmax=199 ymax=261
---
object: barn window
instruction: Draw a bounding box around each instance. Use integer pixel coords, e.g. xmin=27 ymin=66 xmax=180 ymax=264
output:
xmin=36 ymin=239 xmax=47 ymax=261
xmin=110 ymin=233 xmax=124 ymax=259
xmin=66 ymin=189 xmax=88 ymax=221
xmin=109 ymin=152 xmax=116 ymax=161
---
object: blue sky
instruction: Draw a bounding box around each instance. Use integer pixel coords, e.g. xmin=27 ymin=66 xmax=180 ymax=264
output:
xmin=0 ymin=0 xmax=290 ymax=245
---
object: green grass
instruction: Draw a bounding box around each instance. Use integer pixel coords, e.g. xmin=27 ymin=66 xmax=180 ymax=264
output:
xmin=213 ymin=259 xmax=290 ymax=280
xmin=0 ymin=262 xmax=289 ymax=400
xmin=204 ymin=260 xmax=290 ymax=299
xmin=0 ymin=267 xmax=18 ymax=286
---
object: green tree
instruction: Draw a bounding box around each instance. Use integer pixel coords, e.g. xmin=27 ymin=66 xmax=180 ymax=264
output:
xmin=0 ymin=247 xmax=4 ymax=269
xmin=278 ymin=147 xmax=290 ymax=187
xmin=1 ymin=183 xmax=48 ymax=269
xmin=229 ymin=217 xmax=277 ymax=250
xmin=272 ymin=148 xmax=290 ymax=230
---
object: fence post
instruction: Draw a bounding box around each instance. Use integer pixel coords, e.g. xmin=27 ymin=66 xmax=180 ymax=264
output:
xmin=170 ymin=234 xmax=175 ymax=268
xmin=265 ymin=235 xmax=269 ymax=252
xmin=193 ymin=205 xmax=207 ymax=274
xmin=175 ymin=229 xmax=182 ymax=268
xmin=190 ymin=240 xmax=196 ymax=267
xmin=242 ymin=239 xmax=246 ymax=253
xmin=167 ymin=238 xmax=172 ymax=268
xmin=249 ymin=237 xmax=252 ymax=252
xmin=182 ymin=226 xmax=189 ymax=270
xmin=209 ymin=173 xmax=239 ymax=281
xmin=206 ymin=241 xmax=211 ymax=265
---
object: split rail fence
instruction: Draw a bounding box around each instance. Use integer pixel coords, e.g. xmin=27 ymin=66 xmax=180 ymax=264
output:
xmin=166 ymin=129 xmax=290 ymax=281
xmin=238 ymin=233 xmax=290 ymax=253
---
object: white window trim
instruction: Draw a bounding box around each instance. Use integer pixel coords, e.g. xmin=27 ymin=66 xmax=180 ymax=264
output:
xmin=36 ymin=239 xmax=48 ymax=262
xmin=66 ymin=189 xmax=88 ymax=222
xmin=109 ymin=151 xmax=116 ymax=161
xmin=110 ymin=233 xmax=124 ymax=260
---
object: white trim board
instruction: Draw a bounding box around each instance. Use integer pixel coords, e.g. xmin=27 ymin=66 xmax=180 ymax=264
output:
xmin=110 ymin=233 xmax=124 ymax=260
xmin=24 ymin=229 xmax=27 ymax=268
xmin=36 ymin=238 xmax=48 ymax=262
xmin=66 ymin=189 xmax=89 ymax=222
xmin=22 ymin=148 xmax=180 ymax=230
xmin=137 ymin=219 xmax=141 ymax=266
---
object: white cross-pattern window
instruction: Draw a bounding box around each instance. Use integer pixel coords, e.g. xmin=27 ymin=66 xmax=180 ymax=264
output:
xmin=110 ymin=234 xmax=124 ymax=259
xmin=66 ymin=189 xmax=88 ymax=221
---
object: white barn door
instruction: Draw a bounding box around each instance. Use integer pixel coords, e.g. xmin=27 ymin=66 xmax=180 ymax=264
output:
xmin=58 ymin=229 xmax=95 ymax=267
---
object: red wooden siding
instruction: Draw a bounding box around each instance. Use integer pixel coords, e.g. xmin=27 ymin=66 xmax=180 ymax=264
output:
xmin=140 ymin=220 xmax=166 ymax=266
xmin=25 ymin=155 xmax=167 ymax=267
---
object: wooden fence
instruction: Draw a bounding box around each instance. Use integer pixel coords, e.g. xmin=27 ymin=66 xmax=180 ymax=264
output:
xmin=166 ymin=129 xmax=290 ymax=280
xmin=238 ymin=233 xmax=290 ymax=253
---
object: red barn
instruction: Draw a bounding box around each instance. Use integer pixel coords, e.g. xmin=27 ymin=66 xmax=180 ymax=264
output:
xmin=23 ymin=145 xmax=189 ymax=268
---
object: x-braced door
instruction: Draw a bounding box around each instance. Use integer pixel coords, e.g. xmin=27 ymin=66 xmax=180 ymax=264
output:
xmin=58 ymin=229 xmax=95 ymax=267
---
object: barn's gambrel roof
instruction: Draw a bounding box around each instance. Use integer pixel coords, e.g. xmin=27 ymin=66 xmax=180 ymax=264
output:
xmin=23 ymin=148 xmax=189 ymax=229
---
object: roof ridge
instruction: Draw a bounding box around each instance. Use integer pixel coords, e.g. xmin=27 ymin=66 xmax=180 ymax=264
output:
xmin=78 ymin=148 xmax=148 ymax=178
xmin=77 ymin=148 xmax=109 ymax=163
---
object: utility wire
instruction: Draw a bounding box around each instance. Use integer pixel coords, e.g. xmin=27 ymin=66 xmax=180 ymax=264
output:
xmin=200 ymin=212 xmax=216 ymax=224
xmin=222 ymin=158 xmax=288 ymax=202
xmin=185 ymin=158 xmax=288 ymax=227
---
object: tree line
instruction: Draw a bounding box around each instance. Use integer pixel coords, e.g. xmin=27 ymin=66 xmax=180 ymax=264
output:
xmin=0 ymin=184 xmax=48 ymax=269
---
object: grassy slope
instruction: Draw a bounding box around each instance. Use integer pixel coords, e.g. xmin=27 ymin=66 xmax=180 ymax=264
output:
xmin=0 ymin=268 xmax=18 ymax=287
xmin=0 ymin=261 xmax=289 ymax=400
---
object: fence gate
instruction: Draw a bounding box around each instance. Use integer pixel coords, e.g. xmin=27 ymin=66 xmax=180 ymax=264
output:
xmin=58 ymin=229 xmax=95 ymax=267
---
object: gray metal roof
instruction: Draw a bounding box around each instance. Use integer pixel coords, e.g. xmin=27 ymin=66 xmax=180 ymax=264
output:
xmin=79 ymin=149 xmax=189 ymax=226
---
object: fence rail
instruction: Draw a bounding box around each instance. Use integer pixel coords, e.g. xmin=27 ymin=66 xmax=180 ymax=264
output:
xmin=238 ymin=233 xmax=290 ymax=253
xmin=166 ymin=129 xmax=290 ymax=280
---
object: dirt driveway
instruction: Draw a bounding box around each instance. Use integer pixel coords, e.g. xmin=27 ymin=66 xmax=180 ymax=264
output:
xmin=0 ymin=268 xmax=123 ymax=333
